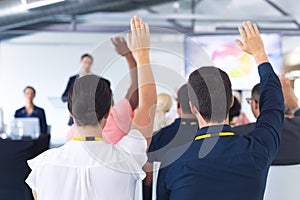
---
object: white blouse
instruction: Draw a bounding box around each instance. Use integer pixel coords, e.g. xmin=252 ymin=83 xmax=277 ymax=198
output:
xmin=26 ymin=129 xmax=147 ymax=200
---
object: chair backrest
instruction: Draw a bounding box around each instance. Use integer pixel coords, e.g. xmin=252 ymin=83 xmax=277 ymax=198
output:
xmin=134 ymin=179 xmax=143 ymax=200
xmin=264 ymin=165 xmax=300 ymax=200
xmin=152 ymin=161 xmax=161 ymax=200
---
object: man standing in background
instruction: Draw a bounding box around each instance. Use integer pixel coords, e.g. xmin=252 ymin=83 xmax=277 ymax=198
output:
xmin=61 ymin=54 xmax=93 ymax=125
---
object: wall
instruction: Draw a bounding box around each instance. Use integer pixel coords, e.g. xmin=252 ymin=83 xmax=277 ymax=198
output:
xmin=0 ymin=31 xmax=297 ymax=144
xmin=0 ymin=31 xmax=187 ymax=144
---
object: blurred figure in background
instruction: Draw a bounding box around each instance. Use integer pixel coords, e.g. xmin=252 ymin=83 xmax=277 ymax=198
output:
xmin=229 ymin=96 xmax=250 ymax=126
xmin=153 ymin=93 xmax=173 ymax=132
xmin=15 ymin=86 xmax=48 ymax=134
xmin=0 ymin=107 xmax=3 ymax=133
xmin=62 ymin=53 xmax=93 ymax=126
xmin=233 ymin=76 xmax=300 ymax=165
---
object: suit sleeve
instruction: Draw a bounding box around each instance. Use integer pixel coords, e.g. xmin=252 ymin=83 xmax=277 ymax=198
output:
xmin=249 ymin=62 xmax=284 ymax=161
xmin=40 ymin=109 xmax=48 ymax=134
xmin=61 ymin=77 xmax=73 ymax=102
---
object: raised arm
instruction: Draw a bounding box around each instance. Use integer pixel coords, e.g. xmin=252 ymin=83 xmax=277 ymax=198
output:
xmin=236 ymin=21 xmax=284 ymax=159
xmin=111 ymin=36 xmax=139 ymax=110
xmin=279 ymin=76 xmax=299 ymax=115
xmin=128 ymin=16 xmax=157 ymax=148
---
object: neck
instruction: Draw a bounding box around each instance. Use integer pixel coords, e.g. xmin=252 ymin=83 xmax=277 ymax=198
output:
xmin=181 ymin=113 xmax=196 ymax=119
xmin=197 ymin=116 xmax=229 ymax=129
xmin=74 ymin=125 xmax=103 ymax=138
xmin=25 ymin=102 xmax=34 ymax=108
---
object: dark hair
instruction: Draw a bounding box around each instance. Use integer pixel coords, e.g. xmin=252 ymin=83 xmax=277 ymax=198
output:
xmin=188 ymin=66 xmax=232 ymax=123
xmin=177 ymin=84 xmax=192 ymax=114
xmin=251 ymin=83 xmax=260 ymax=102
xmin=229 ymin=96 xmax=241 ymax=122
xmin=81 ymin=53 xmax=93 ymax=62
xmin=24 ymin=86 xmax=36 ymax=95
xmin=67 ymin=75 xmax=112 ymax=126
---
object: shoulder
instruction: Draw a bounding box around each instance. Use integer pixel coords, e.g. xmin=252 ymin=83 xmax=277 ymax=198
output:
xmin=15 ymin=107 xmax=25 ymax=113
xmin=34 ymin=106 xmax=45 ymax=112
xmin=232 ymin=123 xmax=255 ymax=135
xmin=70 ymin=74 xmax=78 ymax=80
xmin=155 ymin=118 xmax=181 ymax=136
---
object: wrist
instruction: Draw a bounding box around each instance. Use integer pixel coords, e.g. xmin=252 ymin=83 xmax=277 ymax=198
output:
xmin=253 ymin=51 xmax=269 ymax=65
xmin=136 ymin=54 xmax=150 ymax=65
xmin=123 ymin=51 xmax=132 ymax=57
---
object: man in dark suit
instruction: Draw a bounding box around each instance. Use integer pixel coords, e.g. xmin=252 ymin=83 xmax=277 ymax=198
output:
xmin=157 ymin=21 xmax=284 ymax=200
xmin=61 ymin=54 xmax=93 ymax=125
xmin=15 ymin=86 xmax=48 ymax=134
xmin=234 ymin=77 xmax=300 ymax=165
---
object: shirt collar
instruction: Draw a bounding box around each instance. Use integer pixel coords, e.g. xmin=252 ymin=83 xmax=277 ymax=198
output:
xmin=196 ymin=124 xmax=233 ymax=137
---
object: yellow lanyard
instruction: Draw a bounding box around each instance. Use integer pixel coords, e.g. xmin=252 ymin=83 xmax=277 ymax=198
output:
xmin=72 ymin=137 xmax=103 ymax=141
xmin=181 ymin=121 xmax=198 ymax=126
xmin=195 ymin=132 xmax=235 ymax=141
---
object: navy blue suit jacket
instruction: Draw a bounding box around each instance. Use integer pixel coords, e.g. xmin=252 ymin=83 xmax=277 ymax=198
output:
xmin=157 ymin=63 xmax=284 ymax=200
xmin=15 ymin=106 xmax=48 ymax=134
xmin=62 ymin=74 xmax=78 ymax=125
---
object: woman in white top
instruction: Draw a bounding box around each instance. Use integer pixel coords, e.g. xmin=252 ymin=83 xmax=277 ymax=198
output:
xmin=26 ymin=16 xmax=157 ymax=200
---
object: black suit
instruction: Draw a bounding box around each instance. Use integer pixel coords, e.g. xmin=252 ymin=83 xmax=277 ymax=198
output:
xmin=233 ymin=113 xmax=300 ymax=165
xmin=62 ymin=75 xmax=78 ymax=125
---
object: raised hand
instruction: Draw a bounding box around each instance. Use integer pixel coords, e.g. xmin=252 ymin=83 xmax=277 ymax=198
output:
xmin=111 ymin=36 xmax=131 ymax=56
xmin=280 ymin=75 xmax=299 ymax=110
xmin=127 ymin=16 xmax=150 ymax=63
xmin=236 ymin=21 xmax=268 ymax=65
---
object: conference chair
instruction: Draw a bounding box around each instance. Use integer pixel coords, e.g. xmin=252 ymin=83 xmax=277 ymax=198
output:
xmin=264 ymin=165 xmax=300 ymax=200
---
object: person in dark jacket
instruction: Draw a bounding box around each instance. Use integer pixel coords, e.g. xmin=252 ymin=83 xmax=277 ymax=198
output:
xmin=234 ymin=76 xmax=300 ymax=165
xmin=15 ymin=86 xmax=48 ymax=134
xmin=157 ymin=21 xmax=284 ymax=200
xmin=61 ymin=54 xmax=93 ymax=125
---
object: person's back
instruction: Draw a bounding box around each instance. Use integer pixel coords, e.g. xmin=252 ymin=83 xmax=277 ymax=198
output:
xmin=27 ymin=131 xmax=146 ymax=200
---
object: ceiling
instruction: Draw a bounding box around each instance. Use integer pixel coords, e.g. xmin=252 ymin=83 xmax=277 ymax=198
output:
xmin=0 ymin=0 xmax=299 ymax=37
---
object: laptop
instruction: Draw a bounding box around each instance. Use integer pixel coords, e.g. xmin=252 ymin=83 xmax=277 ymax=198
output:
xmin=7 ymin=118 xmax=40 ymax=139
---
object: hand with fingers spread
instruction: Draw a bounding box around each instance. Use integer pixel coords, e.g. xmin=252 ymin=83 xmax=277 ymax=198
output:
xmin=127 ymin=16 xmax=150 ymax=63
xmin=236 ymin=21 xmax=269 ymax=65
xmin=111 ymin=36 xmax=131 ymax=56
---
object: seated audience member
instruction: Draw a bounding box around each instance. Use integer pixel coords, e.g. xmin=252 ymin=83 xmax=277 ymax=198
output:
xmin=157 ymin=22 xmax=284 ymax=200
xmin=143 ymin=84 xmax=198 ymax=200
xmin=233 ymin=76 xmax=300 ymax=165
xmin=66 ymin=36 xmax=138 ymax=144
xmin=153 ymin=93 xmax=173 ymax=132
xmin=0 ymin=107 xmax=3 ymax=133
xmin=26 ymin=16 xmax=156 ymax=200
xmin=229 ymin=96 xmax=250 ymax=126
xmin=15 ymin=86 xmax=48 ymax=134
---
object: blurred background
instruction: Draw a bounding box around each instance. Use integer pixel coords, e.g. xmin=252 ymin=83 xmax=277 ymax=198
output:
xmin=0 ymin=0 xmax=299 ymax=146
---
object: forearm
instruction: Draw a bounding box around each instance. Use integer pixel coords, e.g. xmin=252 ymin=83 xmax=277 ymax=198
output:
xmin=254 ymin=62 xmax=284 ymax=156
xmin=125 ymin=52 xmax=139 ymax=110
xmin=137 ymin=57 xmax=156 ymax=107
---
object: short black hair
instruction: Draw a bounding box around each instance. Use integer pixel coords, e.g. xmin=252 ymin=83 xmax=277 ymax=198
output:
xmin=24 ymin=86 xmax=36 ymax=95
xmin=188 ymin=66 xmax=232 ymax=123
xmin=229 ymin=96 xmax=241 ymax=122
xmin=177 ymin=84 xmax=192 ymax=114
xmin=251 ymin=83 xmax=260 ymax=102
xmin=67 ymin=75 xmax=112 ymax=126
xmin=81 ymin=53 xmax=93 ymax=62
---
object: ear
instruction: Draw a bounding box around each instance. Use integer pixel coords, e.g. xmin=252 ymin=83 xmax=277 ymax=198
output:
xmin=254 ymin=100 xmax=259 ymax=110
xmin=189 ymin=101 xmax=199 ymax=115
xmin=230 ymin=95 xmax=234 ymax=108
